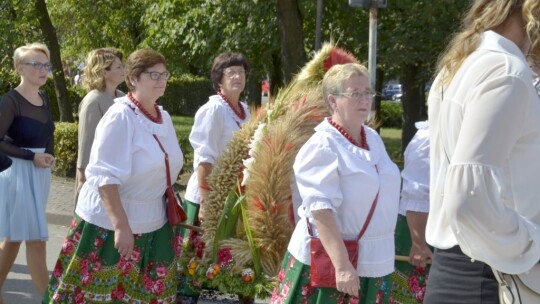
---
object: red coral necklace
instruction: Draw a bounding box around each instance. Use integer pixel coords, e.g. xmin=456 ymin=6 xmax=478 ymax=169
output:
xmin=327 ymin=117 xmax=369 ymax=150
xmin=219 ymin=92 xmax=246 ymax=120
xmin=128 ymin=92 xmax=162 ymax=123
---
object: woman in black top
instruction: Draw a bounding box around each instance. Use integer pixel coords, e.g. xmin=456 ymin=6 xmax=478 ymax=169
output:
xmin=0 ymin=42 xmax=55 ymax=302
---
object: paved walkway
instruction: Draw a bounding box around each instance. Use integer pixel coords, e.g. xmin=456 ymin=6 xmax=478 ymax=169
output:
xmin=4 ymin=175 xmax=268 ymax=304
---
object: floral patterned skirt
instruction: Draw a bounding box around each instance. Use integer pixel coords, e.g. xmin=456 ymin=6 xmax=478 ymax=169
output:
xmin=271 ymin=251 xmax=392 ymax=304
xmin=42 ymin=214 xmax=183 ymax=304
xmin=391 ymin=215 xmax=430 ymax=304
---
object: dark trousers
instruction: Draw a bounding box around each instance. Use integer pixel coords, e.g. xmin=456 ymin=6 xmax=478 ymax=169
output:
xmin=424 ymin=245 xmax=499 ymax=304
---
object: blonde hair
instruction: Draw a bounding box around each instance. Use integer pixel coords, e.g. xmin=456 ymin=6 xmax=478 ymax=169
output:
xmin=436 ymin=0 xmax=540 ymax=87
xmin=322 ymin=63 xmax=369 ymax=113
xmin=82 ymin=48 xmax=124 ymax=92
xmin=13 ymin=42 xmax=50 ymax=69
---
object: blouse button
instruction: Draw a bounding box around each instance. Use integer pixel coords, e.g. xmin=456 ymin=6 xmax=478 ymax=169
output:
xmin=470 ymin=190 xmax=475 ymax=196
xmin=470 ymin=258 xmax=475 ymax=262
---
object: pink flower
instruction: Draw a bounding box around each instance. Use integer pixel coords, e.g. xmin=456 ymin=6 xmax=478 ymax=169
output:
xmin=92 ymin=261 xmax=102 ymax=272
xmin=144 ymin=276 xmax=154 ymax=291
xmin=61 ymin=241 xmax=75 ymax=255
xmin=350 ymin=297 xmax=360 ymax=304
xmin=72 ymin=231 xmax=81 ymax=244
xmin=53 ymin=293 xmax=62 ymax=301
xmin=118 ymin=260 xmax=133 ymax=275
xmin=277 ymin=269 xmax=285 ymax=282
xmin=89 ymin=252 xmax=99 ymax=262
xmin=218 ymin=247 xmax=233 ymax=266
xmin=130 ymin=249 xmax=141 ymax=262
xmin=70 ymin=218 xmax=77 ymax=229
xmin=81 ymin=272 xmax=93 ymax=286
xmin=151 ymin=279 xmax=166 ymax=295
xmin=74 ymin=292 xmax=84 ymax=304
xmin=79 ymin=259 xmax=90 ymax=273
xmin=53 ymin=261 xmax=63 ymax=278
xmin=111 ymin=283 xmax=125 ymax=300
xmin=156 ymin=265 xmax=168 ymax=278
xmin=281 ymin=283 xmax=290 ymax=298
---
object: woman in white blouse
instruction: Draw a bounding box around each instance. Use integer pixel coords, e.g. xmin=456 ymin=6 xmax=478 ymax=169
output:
xmin=391 ymin=121 xmax=431 ymax=303
xmin=425 ymin=0 xmax=540 ymax=302
xmin=180 ymin=52 xmax=250 ymax=303
xmin=43 ymin=49 xmax=184 ymax=303
xmin=270 ymin=63 xmax=400 ymax=303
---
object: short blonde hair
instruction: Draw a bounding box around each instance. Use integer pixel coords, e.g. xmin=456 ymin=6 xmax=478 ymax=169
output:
xmin=13 ymin=42 xmax=50 ymax=69
xmin=322 ymin=63 xmax=369 ymax=113
xmin=82 ymin=48 xmax=124 ymax=92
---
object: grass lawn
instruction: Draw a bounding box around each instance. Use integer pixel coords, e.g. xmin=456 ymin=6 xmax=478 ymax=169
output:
xmin=172 ymin=115 xmax=403 ymax=169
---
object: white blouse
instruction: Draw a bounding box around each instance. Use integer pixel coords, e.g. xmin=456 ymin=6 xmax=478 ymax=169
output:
xmin=428 ymin=30 xmax=540 ymax=274
xmin=287 ymin=119 xmax=401 ymax=278
xmin=399 ymin=121 xmax=430 ymax=215
xmin=184 ymin=95 xmax=250 ymax=204
xmin=75 ymin=96 xmax=183 ymax=234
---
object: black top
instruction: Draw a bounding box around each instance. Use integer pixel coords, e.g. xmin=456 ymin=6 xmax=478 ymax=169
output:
xmin=0 ymin=89 xmax=55 ymax=160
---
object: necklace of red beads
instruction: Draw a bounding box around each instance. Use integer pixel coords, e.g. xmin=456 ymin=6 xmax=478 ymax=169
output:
xmin=327 ymin=117 xmax=369 ymax=150
xmin=219 ymin=91 xmax=246 ymax=120
xmin=128 ymin=92 xmax=162 ymax=123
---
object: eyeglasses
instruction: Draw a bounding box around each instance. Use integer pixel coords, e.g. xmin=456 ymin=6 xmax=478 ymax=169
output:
xmin=142 ymin=71 xmax=171 ymax=81
xmin=333 ymin=91 xmax=375 ymax=100
xmin=23 ymin=62 xmax=53 ymax=71
xmin=224 ymin=69 xmax=246 ymax=78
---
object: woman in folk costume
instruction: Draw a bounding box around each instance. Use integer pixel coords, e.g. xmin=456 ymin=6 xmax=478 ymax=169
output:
xmin=179 ymin=52 xmax=250 ymax=303
xmin=43 ymin=49 xmax=183 ymax=303
xmin=391 ymin=121 xmax=431 ymax=304
xmin=270 ymin=63 xmax=401 ymax=304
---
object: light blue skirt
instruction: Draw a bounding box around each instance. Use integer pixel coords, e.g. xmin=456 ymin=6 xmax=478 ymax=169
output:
xmin=0 ymin=148 xmax=51 ymax=241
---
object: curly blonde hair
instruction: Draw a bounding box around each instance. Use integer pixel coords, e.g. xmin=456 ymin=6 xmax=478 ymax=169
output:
xmin=436 ymin=0 xmax=540 ymax=87
xmin=82 ymin=48 xmax=123 ymax=92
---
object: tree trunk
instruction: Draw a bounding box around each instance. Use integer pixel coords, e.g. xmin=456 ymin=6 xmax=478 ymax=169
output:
xmin=35 ymin=0 xmax=73 ymax=122
xmin=269 ymin=51 xmax=284 ymax=99
xmin=276 ymin=0 xmax=306 ymax=83
xmin=247 ymin=68 xmax=262 ymax=109
xmin=401 ymin=64 xmax=423 ymax=152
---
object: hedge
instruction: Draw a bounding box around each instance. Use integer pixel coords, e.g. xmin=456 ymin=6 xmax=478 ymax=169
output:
xmin=380 ymin=101 xmax=403 ymax=128
xmin=53 ymin=122 xmax=78 ymax=177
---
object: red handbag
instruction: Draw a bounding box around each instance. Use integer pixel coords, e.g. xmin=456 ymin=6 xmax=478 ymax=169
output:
xmin=153 ymin=135 xmax=187 ymax=225
xmin=307 ymin=192 xmax=379 ymax=288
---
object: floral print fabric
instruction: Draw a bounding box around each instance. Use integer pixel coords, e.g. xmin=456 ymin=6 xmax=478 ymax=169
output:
xmin=271 ymin=251 xmax=391 ymax=304
xmin=43 ymin=214 xmax=182 ymax=303
xmin=391 ymin=215 xmax=429 ymax=303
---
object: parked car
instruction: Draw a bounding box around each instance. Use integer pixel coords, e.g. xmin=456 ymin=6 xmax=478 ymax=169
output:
xmin=382 ymin=83 xmax=402 ymax=100
xmin=392 ymin=93 xmax=402 ymax=102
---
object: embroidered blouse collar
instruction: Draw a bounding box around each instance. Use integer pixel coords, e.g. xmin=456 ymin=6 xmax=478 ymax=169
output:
xmin=115 ymin=96 xmax=168 ymax=136
xmin=211 ymin=94 xmax=249 ymax=125
xmin=316 ymin=118 xmax=380 ymax=166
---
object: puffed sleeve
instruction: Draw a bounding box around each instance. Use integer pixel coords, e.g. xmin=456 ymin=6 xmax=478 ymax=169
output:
xmin=399 ymin=127 xmax=430 ymax=214
xmin=85 ymin=106 xmax=134 ymax=187
xmin=293 ymin=135 xmax=342 ymax=215
xmin=444 ymin=76 xmax=540 ymax=274
xmin=77 ymin=94 xmax=102 ymax=169
xmin=189 ymin=103 xmax=224 ymax=165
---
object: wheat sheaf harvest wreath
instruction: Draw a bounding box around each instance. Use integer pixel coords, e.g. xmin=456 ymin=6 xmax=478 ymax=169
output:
xmin=181 ymin=43 xmax=359 ymax=298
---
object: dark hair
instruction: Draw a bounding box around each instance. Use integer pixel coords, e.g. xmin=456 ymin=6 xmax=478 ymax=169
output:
xmin=125 ymin=49 xmax=166 ymax=91
xmin=210 ymin=52 xmax=249 ymax=92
